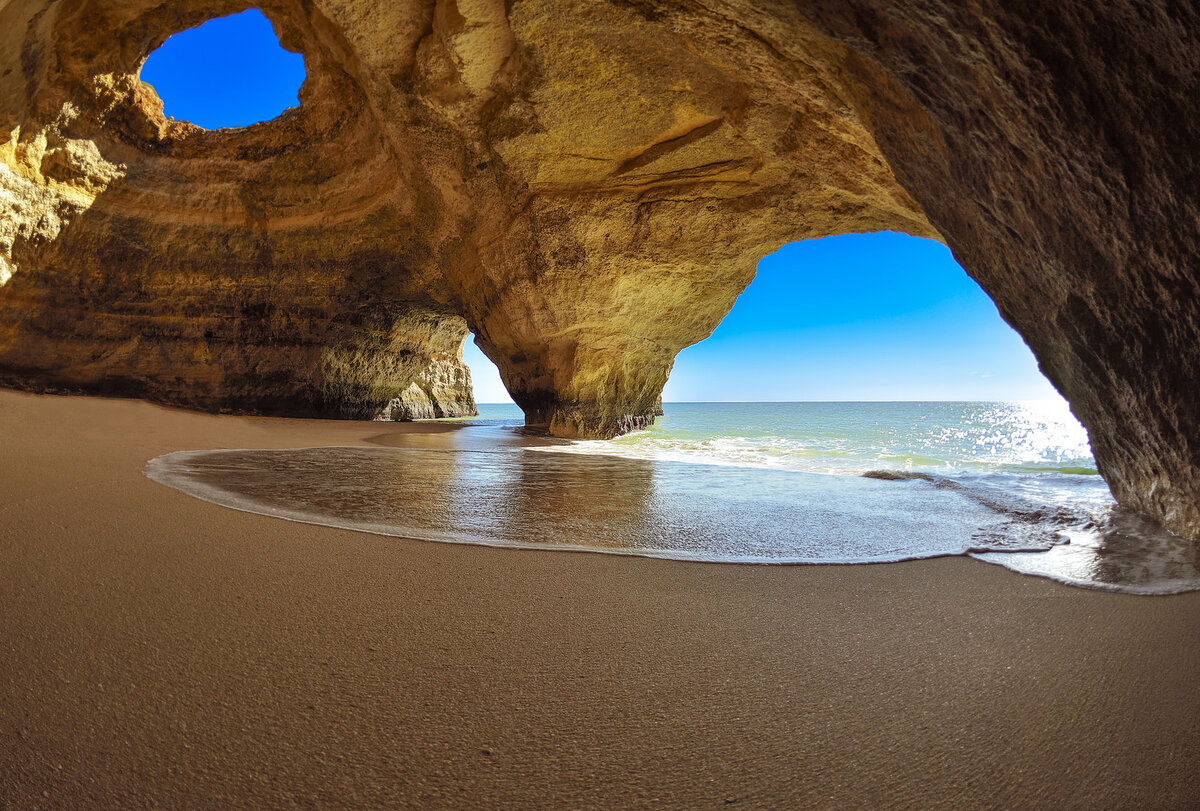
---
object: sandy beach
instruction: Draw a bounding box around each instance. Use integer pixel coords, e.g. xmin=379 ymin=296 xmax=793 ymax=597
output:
xmin=2 ymin=388 xmax=1198 ymax=808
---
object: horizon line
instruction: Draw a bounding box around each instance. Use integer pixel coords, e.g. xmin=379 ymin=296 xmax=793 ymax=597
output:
xmin=472 ymin=397 xmax=1068 ymax=405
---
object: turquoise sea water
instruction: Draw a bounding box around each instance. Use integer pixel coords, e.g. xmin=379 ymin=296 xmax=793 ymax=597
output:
xmin=146 ymin=401 xmax=1200 ymax=594
xmin=515 ymin=401 xmax=1096 ymax=476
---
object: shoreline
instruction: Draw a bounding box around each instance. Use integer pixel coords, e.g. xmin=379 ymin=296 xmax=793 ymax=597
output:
xmin=2 ymin=389 xmax=1198 ymax=807
xmin=146 ymin=442 xmax=1195 ymax=595
xmin=138 ymin=446 xmax=1053 ymax=564
xmin=143 ymin=420 xmax=1184 ymax=594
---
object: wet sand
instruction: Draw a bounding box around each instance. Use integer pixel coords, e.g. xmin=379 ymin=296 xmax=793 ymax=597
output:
xmin=2 ymin=389 xmax=1198 ymax=808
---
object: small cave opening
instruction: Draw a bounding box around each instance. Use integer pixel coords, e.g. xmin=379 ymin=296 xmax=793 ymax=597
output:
xmin=462 ymin=334 xmax=520 ymax=422
xmin=138 ymin=8 xmax=306 ymax=130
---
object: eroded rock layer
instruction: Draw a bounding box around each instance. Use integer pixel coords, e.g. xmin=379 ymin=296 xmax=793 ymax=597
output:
xmin=0 ymin=0 xmax=1197 ymax=537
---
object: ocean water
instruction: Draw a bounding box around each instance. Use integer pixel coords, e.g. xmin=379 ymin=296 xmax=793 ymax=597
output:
xmin=146 ymin=401 xmax=1200 ymax=594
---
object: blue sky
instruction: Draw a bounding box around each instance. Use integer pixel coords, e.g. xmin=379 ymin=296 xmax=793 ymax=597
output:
xmin=466 ymin=233 xmax=1058 ymax=403
xmin=140 ymin=9 xmax=305 ymax=129
xmin=142 ymin=12 xmax=1058 ymax=405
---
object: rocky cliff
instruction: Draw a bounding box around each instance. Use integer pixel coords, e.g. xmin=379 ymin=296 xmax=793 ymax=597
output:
xmin=1 ymin=0 xmax=1197 ymax=537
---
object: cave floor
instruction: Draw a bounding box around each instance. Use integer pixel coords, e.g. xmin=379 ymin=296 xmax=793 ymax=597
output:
xmin=1 ymin=389 xmax=1198 ymax=808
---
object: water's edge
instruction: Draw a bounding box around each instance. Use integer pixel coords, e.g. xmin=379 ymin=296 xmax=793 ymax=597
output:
xmin=145 ymin=443 xmax=1200 ymax=595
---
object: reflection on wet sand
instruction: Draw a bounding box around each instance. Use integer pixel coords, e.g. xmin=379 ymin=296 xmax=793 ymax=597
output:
xmin=973 ymin=506 xmax=1200 ymax=594
xmin=1092 ymin=510 xmax=1200 ymax=586
xmin=145 ymin=425 xmax=1200 ymax=593
xmin=147 ymin=431 xmax=1026 ymax=563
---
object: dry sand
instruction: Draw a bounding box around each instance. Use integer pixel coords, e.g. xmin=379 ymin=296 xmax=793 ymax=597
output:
xmin=1 ymin=389 xmax=1198 ymax=808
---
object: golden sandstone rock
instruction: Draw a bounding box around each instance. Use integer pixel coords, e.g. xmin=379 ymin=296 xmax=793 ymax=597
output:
xmin=0 ymin=1 xmax=1197 ymax=538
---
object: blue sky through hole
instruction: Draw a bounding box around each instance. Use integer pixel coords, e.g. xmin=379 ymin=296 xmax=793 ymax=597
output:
xmin=140 ymin=9 xmax=305 ymax=129
xmin=138 ymin=14 xmax=1059 ymax=405
xmin=466 ymin=233 xmax=1061 ymax=404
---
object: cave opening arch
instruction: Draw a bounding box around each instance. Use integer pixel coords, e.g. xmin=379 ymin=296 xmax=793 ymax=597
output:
xmin=643 ymin=230 xmax=1096 ymax=476
xmin=663 ymin=232 xmax=1066 ymax=405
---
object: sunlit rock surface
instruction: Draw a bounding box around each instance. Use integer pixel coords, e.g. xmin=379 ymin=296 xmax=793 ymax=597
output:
xmin=0 ymin=0 xmax=1197 ymax=536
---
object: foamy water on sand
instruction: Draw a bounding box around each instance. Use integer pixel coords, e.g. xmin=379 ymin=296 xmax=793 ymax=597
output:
xmin=145 ymin=402 xmax=1200 ymax=594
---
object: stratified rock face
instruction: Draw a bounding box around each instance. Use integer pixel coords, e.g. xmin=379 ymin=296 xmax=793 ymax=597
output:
xmin=0 ymin=0 xmax=480 ymax=421
xmin=798 ymin=1 xmax=1200 ymax=538
xmin=0 ymin=1 xmax=1197 ymax=537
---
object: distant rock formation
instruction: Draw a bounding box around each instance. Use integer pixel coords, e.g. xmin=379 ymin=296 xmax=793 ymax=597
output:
xmin=1 ymin=1 xmax=1197 ymax=537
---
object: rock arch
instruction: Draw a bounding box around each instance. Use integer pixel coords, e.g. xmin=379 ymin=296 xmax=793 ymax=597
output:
xmin=1 ymin=0 xmax=1197 ymax=538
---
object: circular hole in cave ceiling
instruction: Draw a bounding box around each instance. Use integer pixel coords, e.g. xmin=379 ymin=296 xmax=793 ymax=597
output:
xmin=138 ymin=8 xmax=306 ymax=130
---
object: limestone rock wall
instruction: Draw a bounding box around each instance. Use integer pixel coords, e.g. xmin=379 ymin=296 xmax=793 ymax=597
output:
xmin=0 ymin=0 xmax=480 ymax=420
xmin=799 ymin=1 xmax=1200 ymax=538
xmin=0 ymin=0 xmax=1197 ymax=537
